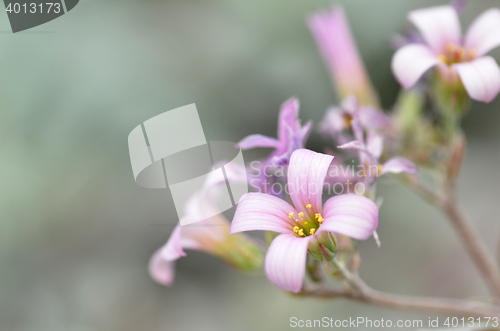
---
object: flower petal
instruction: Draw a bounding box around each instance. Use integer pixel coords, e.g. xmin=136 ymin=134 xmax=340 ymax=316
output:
xmin=337 ymin=140 xmax=365 ymax=151
xmin=465 ymin=8 xmax=500 ymax=57
xmin=454 ymin=56 xmax=500 ymax=103
xmin=229 ymin=193 xmax=296 ymax=235
xmin=366 ymin=131 xmax=383 ymax=160
xmin=238 ymin=134 xmax=281 ymax=150
xmin=381 ymin=157 xmax=417 ymax=175
xmin=408 ymin=5 xmax=461 ymax=54
xmin=320 ymin=107 xmax=347 ymax=136
xmin=307 ymin=6 xmax=378 ymax=105
xmin=288 ymin=149 xmax=334 ymax=216
xmin=321 ymin=194 xmax=378 ymax=240
xmin=391 ymin=44 xmax=439 ymax=89
xmin=264 ymin=233 xmax=311 ymax=293
xmin=149 ymin=248 xmax=175 ymax=286
xmin=359 ymin=106 xmax=392 ymax=130
xmin=278 ymin=98 xmax=301 ymax=146
xmin=160 ymin=225 xmax=187 ymax=261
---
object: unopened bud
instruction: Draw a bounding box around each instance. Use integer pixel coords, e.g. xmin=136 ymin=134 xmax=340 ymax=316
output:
xmin=308 ymin=231 xmax=337 ymax=261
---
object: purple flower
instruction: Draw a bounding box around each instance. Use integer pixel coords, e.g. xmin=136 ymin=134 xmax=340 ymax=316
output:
xmin=308 ymin=5 xmax=379 ymax=106
xmin=239 ymin=98 xmax=311 ymax=196
xmin=392 ymin=5 xmax=500 ymax=103
xmin=230 ymin=149 xmax=379 ymax=293
xmin=338 ymin=108 xmax=417 ymax=184
xmin=239 ymin=98 xmax=311 ymax=167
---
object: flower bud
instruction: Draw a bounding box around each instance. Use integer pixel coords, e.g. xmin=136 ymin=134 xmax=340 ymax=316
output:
xmin=307 ymin=231 xmax=337 ymax=261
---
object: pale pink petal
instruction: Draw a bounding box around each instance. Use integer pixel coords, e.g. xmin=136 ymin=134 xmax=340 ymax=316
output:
xmin=340 ymin=94 xmax=358 ymax=114
xmin=350 ymin=100 xmax=364 ymax=144
xmin=264 ymin=234 xmax=311 ymax=293
xmin=238 ymin=134 xmax=281 ymax=150
xmin=337 ymin=140 xmax=365 ymax=151
xmin=320 ymin=107 xmax=347 ymax=136
xmin=359 ymin=106 xmax=392 ymax=130
xmin=408 ymin=6 xmax=461 ymax=53
xmin=288 ymin=149 xmax=334 ymax=216
xmin=465 ymin=8 xmax=500 ymax=57
xmin=229 ymin=193 xmax=296 ymax=235
xmin=381 ymin=157 xmax=417 ymax=175
xmin=160 ymin=225 xmax=187 ymax=261
xmin=391 ymin=44 xmax=439 ymax=89
xmin=366 ymin=131 xmax=383 ymax=160
xmin=278 ymin=98 xmax=300 ymax=144
xmin=320 ymin=194 xmax=378 ymax=240
xmin=149 ymin=248 xmax=175 ymax=286
xmin=454 ymin=56 xmax=500 ymax=103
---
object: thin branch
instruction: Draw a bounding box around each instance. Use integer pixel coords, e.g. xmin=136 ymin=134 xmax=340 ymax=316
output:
xmin=298 ymin=284 xmax=500 ymax=318
xmin=402 ymin=176 xmax=500 ymax=298
xmin=443 ymin=198 xmax=500 ymax=298
xmin=299 ymin=260 xmax=500 ymax=317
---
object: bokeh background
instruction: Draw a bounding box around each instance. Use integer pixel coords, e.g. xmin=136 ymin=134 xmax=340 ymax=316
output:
xmin=1 ymin=0 xmax=500 ymax=330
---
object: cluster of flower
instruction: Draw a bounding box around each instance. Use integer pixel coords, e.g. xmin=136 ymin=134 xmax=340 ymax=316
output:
xmin=148 ymin=3 xmax=500 ymax=295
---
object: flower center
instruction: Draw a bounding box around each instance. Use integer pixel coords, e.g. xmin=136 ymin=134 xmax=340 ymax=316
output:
xmin=289 ymin=203 xmax=323 ymax=237
xmin=438 ymin=43 xmax=476 ymax=66
xmin=360 ymin=162 xmax=383 ymax=178
xmin=342 ymin=113 xmax=353 ymax=130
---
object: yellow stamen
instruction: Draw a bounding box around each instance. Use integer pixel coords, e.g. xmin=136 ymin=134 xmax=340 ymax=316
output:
xmin=315 ymin=213 xmax=321 ymax=219
xmin=438 ymin=54 xmax=448 ymax=63
xmin=454 ymin=48 xmax=465 ymax=62
xmin=446 ymin=43 xmax=456 ymax=54
xmin=289 ymin=212 xmax=294 ymax=218
xmin=377 ymin=164 xmax=383 ymax=176
xmin=293 ymin=226 xmax=299 ymax=233
xmin=298 ymin=212 xmax=304 ymax=218
xmin=318 ymin=216 xmax=324 ymax=224
xmin=310 ymin=228 xmax=316 ymax=235
xmin=306 ymin=204 xmax=312 ymax=209
xmin=298 ymin=229 xmax=304 ymax=237
xmin=469 ymin=48 xmax=477 ymax=59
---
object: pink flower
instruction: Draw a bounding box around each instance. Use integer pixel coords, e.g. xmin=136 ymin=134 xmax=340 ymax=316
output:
xmin=337 ymin=104 xmax=417 ymax=185
xmin=149 ymin=165 xmax=263 ymax=286
xmin=392 ymin=5 xmax=500 ymax=103
xmin=320 ymin=95 xmax=392 ymax=145
xmin=308 ymin=5 xmax=379 ymax=106
xmin=229 ymin=149 xmax=379 ymax=293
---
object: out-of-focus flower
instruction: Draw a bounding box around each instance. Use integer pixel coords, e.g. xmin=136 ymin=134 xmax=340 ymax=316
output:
xmin=320 ymin=95 xmax=392 ymax=145
xmin=239 ymin=98 xmax=311 ymax=167
xmin=308 ymin=5 xmax=379 ymax=106
xmin=338 ymin=106 xmax=417 ymax=185
xmin=392 ymin=5 xmax=500 ymax=103
xmin=149 ymin=165 xmax=263 ymax=286
xmin=230 ymin=149 xmax=378 ymax=293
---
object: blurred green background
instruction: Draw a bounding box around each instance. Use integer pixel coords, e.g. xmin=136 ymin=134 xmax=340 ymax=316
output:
xmin=1 ymin=0 xmax=500 ymax=330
